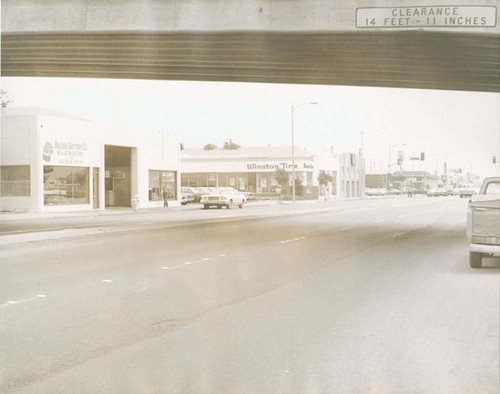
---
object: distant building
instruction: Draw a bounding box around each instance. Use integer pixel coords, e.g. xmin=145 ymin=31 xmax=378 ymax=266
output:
xmin=1 ymin=107 xmax=181 ymax=212
xmin=392 ymin=171 xmax=440 ymax=192
xmin=365 ymin=172 xmax=389 ymax=189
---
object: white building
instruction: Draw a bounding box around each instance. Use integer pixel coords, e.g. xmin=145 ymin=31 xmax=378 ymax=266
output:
xmin=181 ymin=146 xmax=363 ymax=200
xmin=314 ymin=150 xmax=363 ymax=199
xmin=1 ymin=107 xmax=181 ymax=212
xmin=181 ymin=146 xmax=317 ymax=198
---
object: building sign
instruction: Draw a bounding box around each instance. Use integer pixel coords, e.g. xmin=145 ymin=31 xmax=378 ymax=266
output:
xmin=246 ymin=162 xmax=313 ymax=171
xmin=356 ymin=6 xmax=497 ymax=28
xmin=42 ymin=140 xmax=88 ymax=165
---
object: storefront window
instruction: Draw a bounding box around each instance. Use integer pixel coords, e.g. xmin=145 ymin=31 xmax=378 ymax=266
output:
xmin=149 ymin=170 xmax=161 ymax=201
xmin=1 ymin=165 xmax=30 ymax=196
xmin=149 ymin=170 xmax=177 ymax=201
xmin=44 ymin=166 xmax=89 ymax=205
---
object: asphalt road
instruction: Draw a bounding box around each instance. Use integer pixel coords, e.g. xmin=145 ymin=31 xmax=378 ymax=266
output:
xmin=1 ymin=197 xmax=498 ymax=393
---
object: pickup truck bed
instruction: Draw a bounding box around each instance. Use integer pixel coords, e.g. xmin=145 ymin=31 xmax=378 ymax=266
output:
xmin=466 ymin=177 xmax=500 ymax=268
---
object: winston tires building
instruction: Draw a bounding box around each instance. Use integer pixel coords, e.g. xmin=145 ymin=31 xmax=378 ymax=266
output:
xmin=180 ymin=146 xmax=363 ymax=200
xmin=1 ymin=107 xmax=181 ymax=212
xmin=181 ymin=146 xmax=317 ymax=198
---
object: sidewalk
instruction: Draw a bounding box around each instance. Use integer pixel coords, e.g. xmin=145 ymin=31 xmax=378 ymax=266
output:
xmin=0 ymin=198 xmax=326 ymax=221
xmin=0 ymin=198 xmax=348 ymax=246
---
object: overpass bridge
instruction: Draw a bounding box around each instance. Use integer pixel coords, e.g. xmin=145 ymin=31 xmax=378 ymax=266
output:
xmin=2 ymin=0 xmax=499 ymax=92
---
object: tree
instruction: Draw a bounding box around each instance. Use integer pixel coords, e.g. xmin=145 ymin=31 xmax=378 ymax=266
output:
xmin=223 ymin=139 xmax=241 ymax=150
xmin=294 ymin=176 xmax=304 ymax=197
xmin=274 ymin=168 xmax=289 ymax=200
xmin=318 ymin=171 xmax=333 ymax=187
xmin=1 ymin=89 xmax=13 ymax=108
xmin=318 ymin=171 xmax=333 ymax=200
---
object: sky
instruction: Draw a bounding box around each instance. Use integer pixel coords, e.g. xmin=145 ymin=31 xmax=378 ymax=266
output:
xmin=2 ymin=76 xmax=499 ymax=179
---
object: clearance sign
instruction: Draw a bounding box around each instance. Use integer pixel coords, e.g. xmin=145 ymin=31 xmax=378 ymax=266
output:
xmin=356 ymin=6 xmax=497 ymax=28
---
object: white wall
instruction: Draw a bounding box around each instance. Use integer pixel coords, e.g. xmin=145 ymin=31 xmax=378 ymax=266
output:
xmin=1 ymin=113 xmax=33 ymax=163
xmin=1 ymin=109 xmax=181 ymax=212
xmin=181 ymin=157 xmax=314 ymax=173
xmin=0 ymin=113 xmax=35 ymax=211
xmin=38 ymin=115 xmax=103 ymax=212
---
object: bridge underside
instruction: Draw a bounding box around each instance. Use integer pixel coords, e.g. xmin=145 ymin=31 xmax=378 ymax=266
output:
xmin=2 ymin=31 xmax=499 ymax=92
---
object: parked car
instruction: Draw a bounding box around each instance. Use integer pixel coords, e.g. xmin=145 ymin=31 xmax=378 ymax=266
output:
xmin=200 ymin=187 xmax=247 ymax=209
xmin=466 ymin=177 xmax=500 ymax=268
xmin=388 ymin=188 xmax=402 ymax=195
xmin=180 ymin=192 xmax=195 ymax=205
xmin=444 ymin=186 xmax=458 ymax=196
xmin=366 ymin=188 xmax=387 ymax=196
xmin=180 ymin=187 xmax=196 ymax=204
xmin=242 ymin=191 xmax=257 ymax=201
xmin=192 ymin=187 xmax=213 ymax=202
xmin=427 ymin=188 xmax=444 ymax=197
xmin=459 ymin=184 xmax=475 ymax=198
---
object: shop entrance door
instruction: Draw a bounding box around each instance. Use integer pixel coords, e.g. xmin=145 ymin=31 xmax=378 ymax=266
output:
xmin=92 ymin=168 xmax=99 ymax=209
xmin=104 ymin=145 xmax=132 ymax=207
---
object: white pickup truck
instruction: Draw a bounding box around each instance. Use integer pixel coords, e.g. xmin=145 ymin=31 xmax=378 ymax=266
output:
xmin=466 ymin=177 xmax=500 ymax=268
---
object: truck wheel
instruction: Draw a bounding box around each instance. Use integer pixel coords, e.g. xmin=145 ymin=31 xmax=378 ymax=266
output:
xmin=469 ymin=252 xmax=482 ymax=268
xmin=203 ymin=204 xmax=209 ymax=209
xmin=239 ymin=200 xmax=244 ymax=208
xmin=226 ymin=200 xmax=233 ymax=209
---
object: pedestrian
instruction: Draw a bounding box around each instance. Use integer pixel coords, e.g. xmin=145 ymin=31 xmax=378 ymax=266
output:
xmin=163 ymin=187 xmax=168 ymax=207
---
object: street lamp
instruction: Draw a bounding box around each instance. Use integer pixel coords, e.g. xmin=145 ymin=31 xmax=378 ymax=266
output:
xmin=388 ymin=143 xmax=405 ymax=193
xmin=291 ymin=101 xmax=318 ymax=202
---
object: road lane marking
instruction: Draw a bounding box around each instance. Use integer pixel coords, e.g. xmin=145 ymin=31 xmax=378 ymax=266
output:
xmin=161 ymin=255 xmax=223 ymax=271
xmin=279 ymin=236 xmax=307 ymax=244
xmin=162 ymin=263 xmax=184 ymax=270
xmin=102 ymin=279 xmax=113 ymax=283
xmin=0 ymin=294 xmax=47 ymax=308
